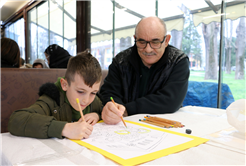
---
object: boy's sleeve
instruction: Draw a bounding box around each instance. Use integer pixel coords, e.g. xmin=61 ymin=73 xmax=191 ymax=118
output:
xmin=90 ymin=95 xmax=103 ymax=120
xmin=8 ymin=95 xmax=67 ymax=139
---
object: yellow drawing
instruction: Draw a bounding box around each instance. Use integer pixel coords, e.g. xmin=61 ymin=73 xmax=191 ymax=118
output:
xmin=114 ymin=130 xmax=130 ymax=135
xmin=138 ymin=128 xmax=151 ymax=134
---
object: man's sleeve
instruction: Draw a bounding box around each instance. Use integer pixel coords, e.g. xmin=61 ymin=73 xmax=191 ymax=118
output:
xmin=125 ymin=58 xmax=190 ymax=115
xmin=99 ymin=60 xmax=125 ymax=106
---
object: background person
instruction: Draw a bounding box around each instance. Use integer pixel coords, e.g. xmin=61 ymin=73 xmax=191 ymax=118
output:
xmin=1 ymin=37 xmax=20 ymax=68
xmin=99 ymin=16 xmax=190 ymax=124
xmin=44 ymin=44 xmax=72 ymax=68
xmin=32 ymin=59 xmax=49 ymax=68
xmin=8 ymin=50 xmax=103 ymax=140
xmin=20 ymin=58 xmax=25 ymax=67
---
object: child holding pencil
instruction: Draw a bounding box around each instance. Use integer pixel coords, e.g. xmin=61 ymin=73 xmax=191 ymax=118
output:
xmin=8 ymin=50 xmax=102 ymax=140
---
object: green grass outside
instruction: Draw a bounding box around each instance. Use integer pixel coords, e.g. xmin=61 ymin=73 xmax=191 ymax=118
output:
xmin=189 ymin=71 xmax=246 ymax=101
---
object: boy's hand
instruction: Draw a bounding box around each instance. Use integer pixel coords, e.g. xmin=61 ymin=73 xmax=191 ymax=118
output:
xmin=84 ymin=112 xmax=99 ymax=125
xmin=101 ymin=101 xmax=125 ymax=125
xmin=62 ymin=118 xmax=93 ymax=140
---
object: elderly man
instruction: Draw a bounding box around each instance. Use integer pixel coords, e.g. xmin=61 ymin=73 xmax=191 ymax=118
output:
xmin=99 ymin=16 xmax=189 ymax=124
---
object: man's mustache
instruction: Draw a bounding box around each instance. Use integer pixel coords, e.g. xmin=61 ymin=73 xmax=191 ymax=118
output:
xmin=142 ymin=52 xmax=156 ymax=56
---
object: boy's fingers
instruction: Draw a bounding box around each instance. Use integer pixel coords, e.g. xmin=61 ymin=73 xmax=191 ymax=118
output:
xmin=90 ymin=120 xmax=96 ymax=125
xmin=86 ymin=119 xmax=93 ymax=124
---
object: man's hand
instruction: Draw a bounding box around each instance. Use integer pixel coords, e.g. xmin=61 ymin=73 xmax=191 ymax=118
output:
xmin=101 ymin=101 xmax=126 ymax=124
xmin=84 ymin=112 xmax=99 ymax=125
xmin=61 ymin=118 xmax=93 ymax=139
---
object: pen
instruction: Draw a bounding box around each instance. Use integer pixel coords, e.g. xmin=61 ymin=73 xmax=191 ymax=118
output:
xmin=110 ymin=97 xmax=127 ymax=128
xmin=76 ymin=98 xmax=85 ymax=121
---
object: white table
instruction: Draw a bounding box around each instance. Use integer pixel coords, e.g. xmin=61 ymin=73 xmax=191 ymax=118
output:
xmin=1 ymin=106 xmax=245 ymax=165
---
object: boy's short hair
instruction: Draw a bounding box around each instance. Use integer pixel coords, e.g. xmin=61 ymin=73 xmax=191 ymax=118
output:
xmin=65 ymin=49 xmax=102 ymax=87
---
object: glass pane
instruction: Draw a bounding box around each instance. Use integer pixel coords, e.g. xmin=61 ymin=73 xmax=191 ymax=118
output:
xmin=116 ymin=0 xmax=155 ymax=17
xmin=222 ymin=2 xmax=246 ymax=102
xmin=91 ymin=0 xmax=113 ymax=69
xmin=50 ymin=31 xmax=63 ymax=46
xmin=5 ymin=19 xmax=25 ymax=60
xmin=50 ymin=0 xmax=63 ymax=45
xmin=64 ymin=39 xmax=76 ymax=56
xmin=114 ymin=0 xmax=144 ymax=54
xmin=186 ymin=12 xmax=221 ymax=108
xmin=8 ymin=23 xmax=15 ymax=40
xmin=28 ymin=7 xmax=37 ymax=63
xmin=5 ymin=26 xmax=10 ymax=38
xmin=15 ymin=18 xmax=25 ymax=60
xmin=64 ymin=0 xmax=76 ymax=56
xmin=37 ymin=1 xmax=49 ymax=60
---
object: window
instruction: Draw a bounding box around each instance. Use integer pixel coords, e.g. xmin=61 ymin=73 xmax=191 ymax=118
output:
xmin=27 ymin=0 xmax=76 ymax=64
xmin=5 ymin=18 xmax=25 ymax=60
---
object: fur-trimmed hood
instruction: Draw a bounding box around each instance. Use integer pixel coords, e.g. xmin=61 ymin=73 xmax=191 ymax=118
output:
xmin=38 ymin=83 xmax=60 ymax=106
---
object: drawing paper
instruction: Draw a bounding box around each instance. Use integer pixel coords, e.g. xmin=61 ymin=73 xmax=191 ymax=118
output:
xmin=72 ymin=120 xmax=209 ymax=165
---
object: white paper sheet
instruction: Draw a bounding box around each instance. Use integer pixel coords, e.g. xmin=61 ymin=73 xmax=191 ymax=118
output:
xmin=82 ymin=122 xmax=193 ymax=159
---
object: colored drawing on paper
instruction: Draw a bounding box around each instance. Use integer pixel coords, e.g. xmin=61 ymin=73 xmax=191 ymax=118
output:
xmin=72 ymin=120 xmax=209 ymax=165
xmin=81 ymin=122 xmax=193 ymax=159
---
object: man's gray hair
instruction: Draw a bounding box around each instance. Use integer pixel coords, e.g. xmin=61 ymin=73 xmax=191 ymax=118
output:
xmin=135 ymin=16 xmax=167 ymax=36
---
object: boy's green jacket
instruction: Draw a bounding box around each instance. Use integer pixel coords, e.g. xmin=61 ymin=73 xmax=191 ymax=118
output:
xmin=8 ymin=79 xmax=102 ymax=139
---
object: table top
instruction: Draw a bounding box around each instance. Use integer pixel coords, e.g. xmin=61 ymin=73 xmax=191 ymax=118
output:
xmin=1 ymin=106 xmax=245 ymax=165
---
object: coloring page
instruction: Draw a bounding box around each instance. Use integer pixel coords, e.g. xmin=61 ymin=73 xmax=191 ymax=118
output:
xmin=82 ymin=122 xmax=193 ymax=159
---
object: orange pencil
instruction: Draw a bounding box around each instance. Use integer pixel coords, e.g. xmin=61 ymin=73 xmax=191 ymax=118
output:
xmin=145 ymin=116 xmax=184 ymax=127
xmin=76 ymin=98 xmax=85 ymax=121
xmin=145 ymin=116 xmax=178 ymax=124
xmin=110 ymin=97 xmax=127 ymax=128
xmin=145 ymin=118 xmax=174 ymax=128
xmin=139 ymin=119 xmax=169 ymax=128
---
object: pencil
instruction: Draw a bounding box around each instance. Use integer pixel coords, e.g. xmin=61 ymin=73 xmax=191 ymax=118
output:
xmin=145 ymin=116 xmax=184 ymax=128
xmin=76 ymin=98 xmax=85 ymax=121
xmin=145 ymin=115 xmax=177 ymax=124
xmin=110 ymin=97 xmax=127 ymax=128
xmin=145 ymin=115 xmax=184 ymax=127
xmin=139 ymin=119 xmax=169 ymax=128
xmin=145 ymin=118 xmax=174 ymax=128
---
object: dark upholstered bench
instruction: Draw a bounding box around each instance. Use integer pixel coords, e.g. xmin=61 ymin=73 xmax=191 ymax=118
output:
xmin=1 ymin=68 xmax=108 ymax=133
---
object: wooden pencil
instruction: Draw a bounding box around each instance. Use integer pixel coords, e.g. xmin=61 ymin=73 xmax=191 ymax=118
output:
xmin=145 ymin=116 xmax=178 ymax=125
xmin=145 ymin=119 xmax=174 ymax=128
xmin=145 ymin=116 xmax=183 ymax=126
xmin=139 ymin=119 xmax=169 ymax=128
xmin=145 ymin=116 xmax=184 ymax=128
xmin=76 ymin=98 xmax=85 ymax=121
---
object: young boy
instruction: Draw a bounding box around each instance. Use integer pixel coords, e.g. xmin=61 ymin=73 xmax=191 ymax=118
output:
xmin=8 ymin=50 xmax=102 ymax=140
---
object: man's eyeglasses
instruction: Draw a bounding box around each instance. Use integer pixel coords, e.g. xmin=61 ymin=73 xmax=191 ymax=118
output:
xmin=135 ymin=35 xmax=167 ymax=49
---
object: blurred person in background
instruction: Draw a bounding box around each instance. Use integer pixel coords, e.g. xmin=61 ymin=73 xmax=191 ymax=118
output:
xmin=1 ymin=37 xmax=20 ymax=68
xmin=33 ymin=59 xmax=49 ymax=68
xmin=44 ymin=44 xmax=72 ymax=68
xmin=20 ymin=58 xmax=25 ymax=67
